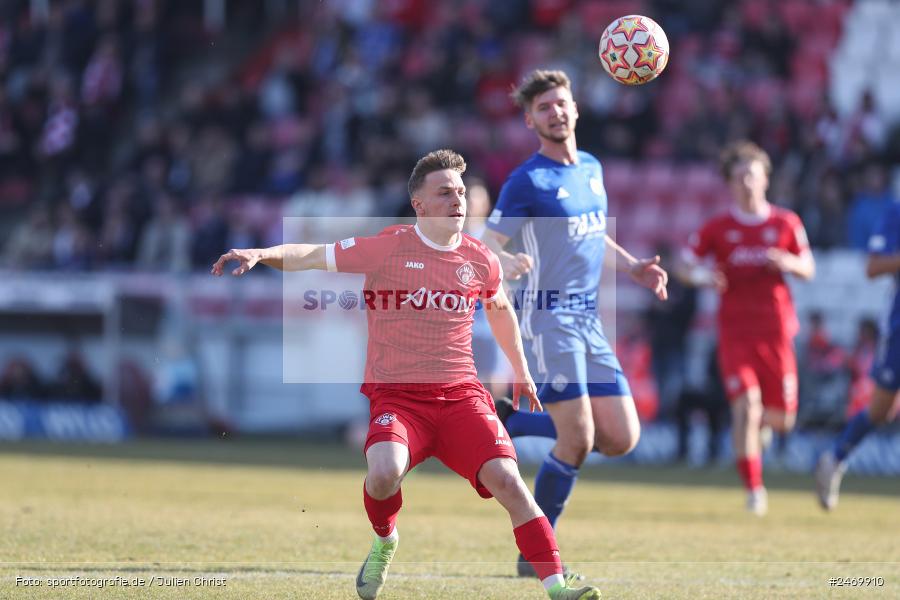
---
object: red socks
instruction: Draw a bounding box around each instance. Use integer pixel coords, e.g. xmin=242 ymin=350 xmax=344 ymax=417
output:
xmin=736 ymin=455 xmax=763 ymax=490
xmin=513 ymin=516 xmax=563 ymax=580
xmin=363 ymin=484 xmax=402 ymax=537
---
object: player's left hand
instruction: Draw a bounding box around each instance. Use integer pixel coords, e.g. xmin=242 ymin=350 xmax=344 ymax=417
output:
xmin=512 ymin=372 xmax=541 ymax=413
xmin=629 ymin=255 xmax=669 ymax=301
xmin=765 ymin=248 xmax=795 ymax=273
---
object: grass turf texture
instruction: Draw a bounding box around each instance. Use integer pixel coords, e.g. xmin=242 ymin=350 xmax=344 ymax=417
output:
xmin=0 ymin=439 xmax=897 ymax=599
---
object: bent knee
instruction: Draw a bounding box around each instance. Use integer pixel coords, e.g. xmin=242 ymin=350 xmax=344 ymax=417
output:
xmin=366 ymin=468 xmax=404 ymax=498
xmin=555 ymin=432 xmax=594 ymax=465
xmin=596 ymin=428 xmax=640 ymax=457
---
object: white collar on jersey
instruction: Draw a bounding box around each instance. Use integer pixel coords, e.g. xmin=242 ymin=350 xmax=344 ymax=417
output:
xmin=730 ymin=203 xmax=771 ymax=226
xmin=414 ymin=223 xmax=462 ymax=251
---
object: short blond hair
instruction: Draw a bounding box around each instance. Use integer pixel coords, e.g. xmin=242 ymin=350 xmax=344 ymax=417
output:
xmin=511 ymin=69 xmax=572 ymax=109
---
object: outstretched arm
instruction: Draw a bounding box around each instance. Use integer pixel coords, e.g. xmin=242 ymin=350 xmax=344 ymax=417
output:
xmin=605 ymin=235 xmax=669 ymax=300
xmin=482 ymin=287 xmax=541 ymax=412
xmin=211 ymin=244 xmax=327 ymax=276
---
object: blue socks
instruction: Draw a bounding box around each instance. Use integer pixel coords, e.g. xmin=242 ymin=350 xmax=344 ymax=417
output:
xmin=833 ymin=410 xmax=875 ymax=462
xmin=533 ymin=453 xmax=579 ymax=528
xmin=505 ymin=411 xmax=558 ymax=438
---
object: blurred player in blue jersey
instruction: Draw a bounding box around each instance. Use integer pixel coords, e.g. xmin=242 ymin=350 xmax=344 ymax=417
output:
xmin=815 ymin=201 xmax=900 ymax=510
xmin=482 ymin=69 xmax=668 ymax=577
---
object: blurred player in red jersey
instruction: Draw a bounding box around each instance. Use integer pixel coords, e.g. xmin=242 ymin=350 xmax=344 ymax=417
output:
xmin=212 ymin=150 xmax=601 ymax=600
xmin=680 ymin=141 xmax=815 ymax=516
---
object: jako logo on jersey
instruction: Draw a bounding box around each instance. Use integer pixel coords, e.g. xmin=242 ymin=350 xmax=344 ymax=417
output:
xmin=567 ymin=211 xmax=606 ymax=238
xmin=401 ymin=287 xmax=477 ymax=313
xmin=728 ymin=246 xmax=771 ymax=266
xmin=556 ymin=187 xmax=570 ymax=199
xmin=405 ymin=261 xmax=425 ymax=269
xmin=456 ymin=262 xmax=475 ymax=285
xmin=375 ymin=413 xmax=396 ymax=426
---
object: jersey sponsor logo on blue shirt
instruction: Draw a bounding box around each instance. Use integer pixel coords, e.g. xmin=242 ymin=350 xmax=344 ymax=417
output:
xmin=567 ymin=210 xmax=607 ymax=239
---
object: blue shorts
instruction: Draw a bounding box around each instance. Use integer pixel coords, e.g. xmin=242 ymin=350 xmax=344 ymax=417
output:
xmin=872 ymin=328 xmax=900 ymax=391
xmin=526 ymin=321 xmax=631 ymax=403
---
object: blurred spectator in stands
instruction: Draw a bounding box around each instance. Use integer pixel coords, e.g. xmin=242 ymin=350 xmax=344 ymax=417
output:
xmin=0 ymin=357 xmax=46 ymax=401
xmin=806 ymin=311 xmax=846 ymax=373
xmin=674 ymin=344 xmax=727 ymax=465
xmin=191 ymin=196 xmax=229 ymax=269
xmin=128 ymin=1 xmax=165 ymax=111
xmin=137 ymin=194 xmax=191 ymax=272
xmin=81 ymin=34 xmax=122 ymax=108
xmin=165 ymin=121 xmax=194 ymax=195
xmin=52 ymin=204 xmax=93 ymax=270
xmin=232 ymin=121 xmax=273 ymax=194
xmin=804 ymin=170 xmax=846 ymax=249
xmin=3 ymin=205 xmax=54 ymax=269
xmin=646 ymin=243 xmax=697 ymax=418
xmin=37 ymin=73 xmax=79 ymax=201
xmin=845 ymin=317 xmax=879 ymax=419
xmin=847 ymin=163 xmax=895 ymax=250
xmin=846 ymin=90 xmax=887 ymax=154
xmin=189 ymin=125 xmax=238 ymax=195
xmin=50 ymin=350 xmax=101 ymax=404
xmin=97 ymin=189 xmax=138 ymax=268
xmin=799 ymin=311 xmax=849 ymax=427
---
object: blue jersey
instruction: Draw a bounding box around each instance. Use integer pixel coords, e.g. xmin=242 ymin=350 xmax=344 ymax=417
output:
xmin=487 ymin=151 xmax=608 ymax=339
xmin=868 ymin=201 xmax=900 ymax=332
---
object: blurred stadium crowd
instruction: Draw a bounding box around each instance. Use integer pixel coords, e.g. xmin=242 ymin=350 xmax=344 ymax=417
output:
xmin=2 ymin=0 xmax=900 ymax=274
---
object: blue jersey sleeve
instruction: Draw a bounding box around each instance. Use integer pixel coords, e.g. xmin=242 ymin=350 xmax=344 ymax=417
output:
xmin=869 ymin=204 xmax=900 ymax=255
xmin=486 ymin=172 xmax=533 ymax=238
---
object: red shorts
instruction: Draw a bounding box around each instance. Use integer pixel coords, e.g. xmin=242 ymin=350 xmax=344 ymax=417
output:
xmin=362 ymin=381 xmax=516 ymax=499
xmin=718 ymin=335 xmax=798 ymax=413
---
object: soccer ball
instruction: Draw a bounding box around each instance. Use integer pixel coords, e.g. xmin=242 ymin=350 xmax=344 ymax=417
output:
xmin=598 ymin=15 xmax=669 ymax=85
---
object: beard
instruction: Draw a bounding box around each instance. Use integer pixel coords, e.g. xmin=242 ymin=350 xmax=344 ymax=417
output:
xmin=536 ymin=123 xmax=572 ymax=143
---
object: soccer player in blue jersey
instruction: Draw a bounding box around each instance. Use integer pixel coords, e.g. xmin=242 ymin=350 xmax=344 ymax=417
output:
xmin=815 ymin=202 xmax=900 ymax=510
xmin=482 ymin=69 xmax=669 ymax=577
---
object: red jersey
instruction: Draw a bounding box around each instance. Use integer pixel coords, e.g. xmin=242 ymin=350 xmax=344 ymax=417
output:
xmin=326 ymin=224 xmax=502 ymax=386
xmin=688 ymin=206 xmax=809 ymax=340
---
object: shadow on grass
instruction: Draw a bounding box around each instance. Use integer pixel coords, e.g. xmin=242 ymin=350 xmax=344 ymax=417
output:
xmin=1 ymin=438 xmax=898 ymax=498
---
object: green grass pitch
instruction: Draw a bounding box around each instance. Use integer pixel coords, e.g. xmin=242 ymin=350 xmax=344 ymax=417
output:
xmin=0 ymin=439 xmax=897 ymax=599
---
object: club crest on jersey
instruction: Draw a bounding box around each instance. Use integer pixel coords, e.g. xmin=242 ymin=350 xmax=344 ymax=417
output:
xmin=340 ymin=237 xmax=356 ymax=250
xmin=375 ymin=413 xmax=396 ymax=426
xmin=762 ymin=228 xmax=777 ymax=244
xmin=456 ymin=262 xmax=475 ymax=285
xmin=589 ymin=178 xmax=604 ymax=196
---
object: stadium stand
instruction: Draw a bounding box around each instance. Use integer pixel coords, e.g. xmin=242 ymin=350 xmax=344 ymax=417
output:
xmin=0 ymin=1 xmax=898 ymax=449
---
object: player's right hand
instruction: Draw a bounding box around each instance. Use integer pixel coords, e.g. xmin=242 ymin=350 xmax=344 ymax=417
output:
xmin=710 ymin=269 xmax=728 ymax=292
xmin=211 ymin=248 xmax=262 ymax=277
xmin=512 ymin=371 xmax=541 ymax=413
xmin=501 ymin=252 xmax=534 ymax=280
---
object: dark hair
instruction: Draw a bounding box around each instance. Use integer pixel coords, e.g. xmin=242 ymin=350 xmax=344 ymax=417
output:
xmin=719 ymin=140 xmax=772 ymax=180
xmin=510 ymin=69 xmax=572 ymax=109
xmin=408 ymin=149 xmax=466 ymax=197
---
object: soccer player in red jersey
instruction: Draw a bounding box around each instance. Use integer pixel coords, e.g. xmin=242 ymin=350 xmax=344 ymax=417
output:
xmin=212 ymin=150 xmax=601 ymax=600
xmin=680 ymin=141 xmax=815 ymax=516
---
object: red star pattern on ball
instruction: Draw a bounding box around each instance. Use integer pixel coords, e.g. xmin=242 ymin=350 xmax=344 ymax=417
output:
xmin=599 ymin=36 xmax=630 ymax=74
xmin=610 ymin=16 xmax=648 ymax=42
xmin=618 ymin=69 xmax=652 ymax=85
xmin=633 ymin=35 xmax=664 ymax=71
